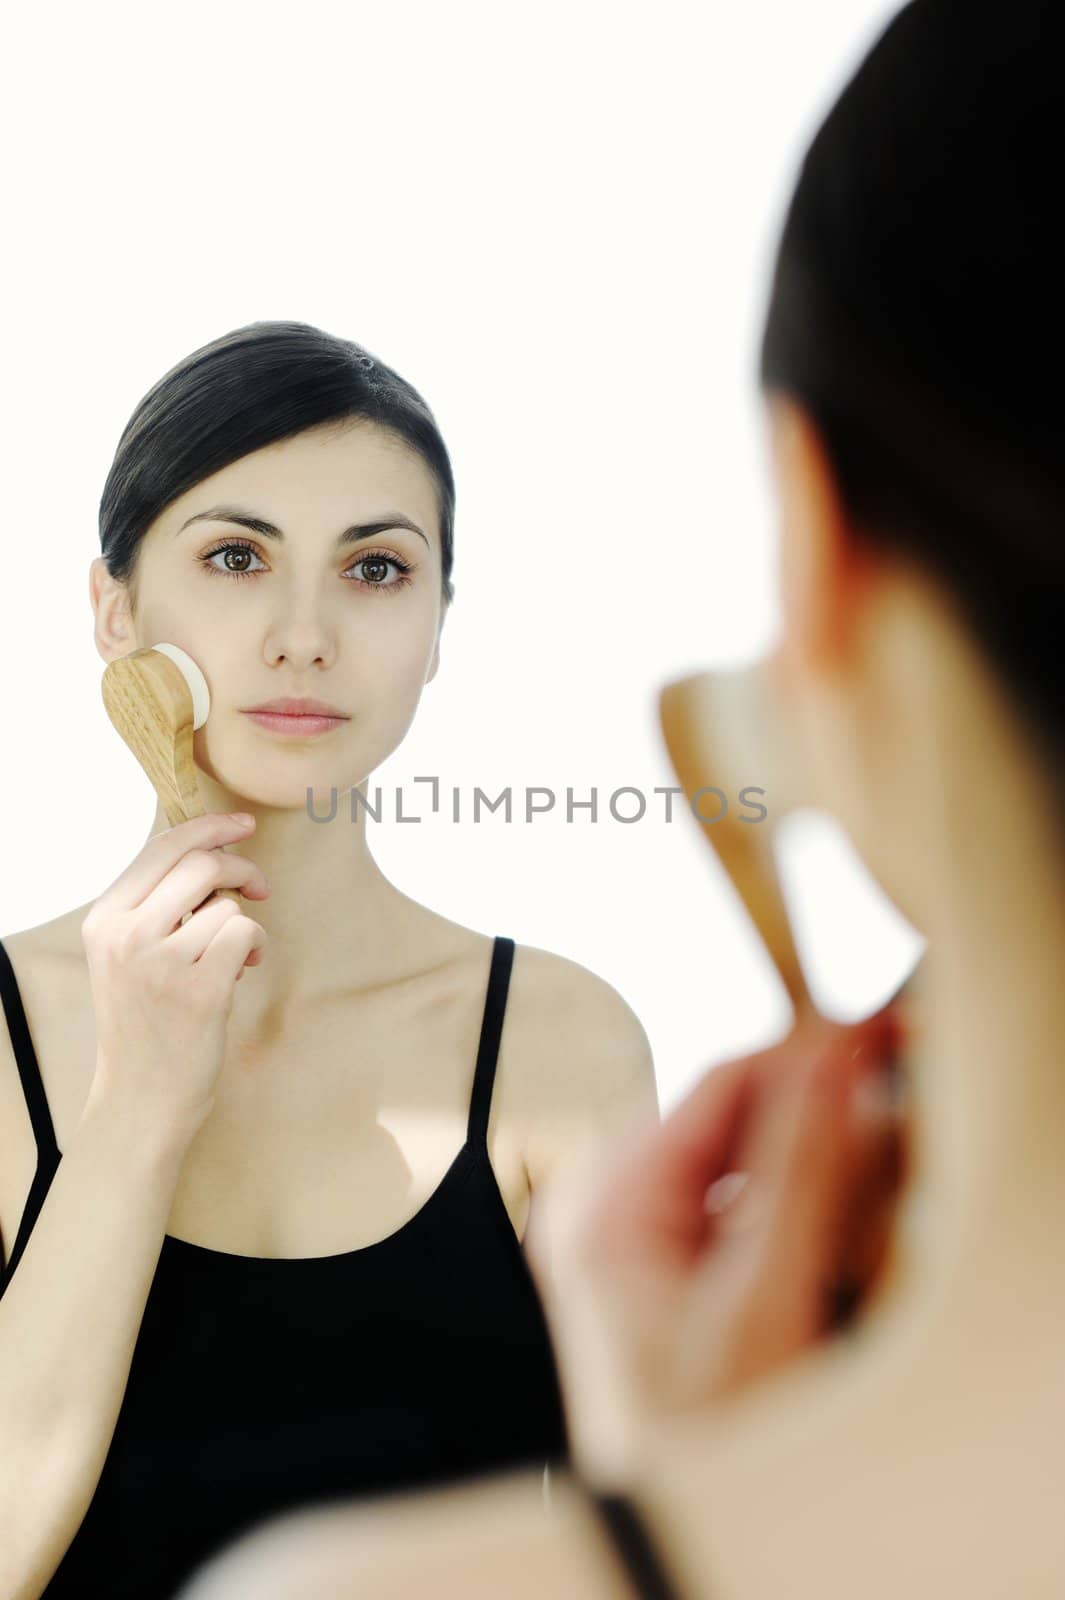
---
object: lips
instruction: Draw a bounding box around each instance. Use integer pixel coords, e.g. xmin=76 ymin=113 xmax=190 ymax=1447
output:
xmin=244 ymin=698 xmax=349 ymax=718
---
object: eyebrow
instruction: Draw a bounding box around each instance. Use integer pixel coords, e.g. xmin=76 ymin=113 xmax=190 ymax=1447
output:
xmin=175 ymin=505 xmax=430 ymax=549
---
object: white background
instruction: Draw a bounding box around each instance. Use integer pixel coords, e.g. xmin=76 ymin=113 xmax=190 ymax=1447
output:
xmin=0 ymin=1 xmax=922 ymax=1110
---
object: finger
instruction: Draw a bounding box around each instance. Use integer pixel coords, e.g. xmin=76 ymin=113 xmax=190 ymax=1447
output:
xmin=94 ymin=813 xmax=257 ymax=914
xmin=654 ymin=1004 xmax=892 ymax=1182
xmin=692 ymin=1016 xmax=849 ymax=1234
xmin=734 ymin=1023 xmax=891 ymax=1335
xmin=167 ymin=893 xmax=245 ymax=963
xmin=601 ymin=1018 xmax=876 ymax=1256
xmin=142 ymin=848 xmax=270 ymax=940
xmin=587 ymin=1055 xmax=761 ymax=1262
xmin=579 ymin=1022 xmax=843 ymax=1264
xmin=195 ymin=910 xmax=269 ymax=989
xmin=747 ymin=1012 xmax=904 ymax=1323
xmin=541 ymin=1052 xmax=761 ymax=1282
xmin=828 ymin=1084 xmax=909 ymax=1322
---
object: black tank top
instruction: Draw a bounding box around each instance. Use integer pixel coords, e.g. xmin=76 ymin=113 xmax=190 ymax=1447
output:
xmin=0 ymin=933 xmax=570 ymax=1598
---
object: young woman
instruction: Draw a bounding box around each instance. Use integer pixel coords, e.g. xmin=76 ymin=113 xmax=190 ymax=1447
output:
xmin=0 ymin=320 xmax=660 ymax=1598
xmin=171 ymin=0 xmax=1065 ymax=1595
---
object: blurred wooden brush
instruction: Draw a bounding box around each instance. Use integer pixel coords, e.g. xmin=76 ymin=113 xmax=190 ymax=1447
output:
xmin=658 ymin=656 xmax=918 ymax=1329
xmin=658 ymin=657 xmax=817 ymax=1020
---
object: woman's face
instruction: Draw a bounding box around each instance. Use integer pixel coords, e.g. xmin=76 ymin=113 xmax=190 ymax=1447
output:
xmin=93 ymin=418 xmax=447 ymax=808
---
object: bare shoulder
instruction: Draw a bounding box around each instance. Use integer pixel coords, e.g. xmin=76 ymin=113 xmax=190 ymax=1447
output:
xmin=405 ymin=912 xmax=657 ymax=1120
xmin=506 ymin=941 xmax=659 ymax=1189
xmin=0 ymin=918 xmax=82 ymax=1081
xmin=0 ymin=913 xmax=89 ymax=1020
xmin=2 ymin=903 xmax=92 ymax=968
xmin=406 ymin=906 xmax=655 ymax=1093
xmin=509 ymin=941 xmax=655 ymax=1079
xmin=0 ymin=916 xmax=88 ymax=1266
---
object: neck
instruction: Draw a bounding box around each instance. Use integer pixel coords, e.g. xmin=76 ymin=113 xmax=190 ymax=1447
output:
xmin=147 ymin=779 xmax=417 ymax=1014
xmin=861 ymin=665 xmax=1065 ymax=1352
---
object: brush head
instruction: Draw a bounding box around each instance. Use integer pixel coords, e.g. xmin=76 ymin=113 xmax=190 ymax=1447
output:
xmin=100 ymin=642 xmax=213 ymax=826
xmin=148 ymin=642 xmax=211 ymax=730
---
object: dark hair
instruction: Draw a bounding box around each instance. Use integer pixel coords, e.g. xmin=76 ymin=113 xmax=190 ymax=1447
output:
xmin=99 ymin=320 xmax=456 ymax=609
xmin=759 ymin=0 xmax=1065 ymax=791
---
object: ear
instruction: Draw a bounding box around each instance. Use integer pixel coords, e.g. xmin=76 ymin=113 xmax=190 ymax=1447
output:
xmin=766 ymin=393 xmax=875 ymax=680
xmin=89 ymin=557 xmax=138 ymax=665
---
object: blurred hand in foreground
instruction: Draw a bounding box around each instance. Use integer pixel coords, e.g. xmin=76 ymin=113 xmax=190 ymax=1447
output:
xmin=525 ymin=1004 xmax=909 ymax=1486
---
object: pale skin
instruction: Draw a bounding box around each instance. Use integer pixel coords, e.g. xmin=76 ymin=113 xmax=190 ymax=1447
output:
xmin=0 ymin=416 xmax=658 ymax=1329
xmin=175 ymin=392 xmax=1065 ymax=1598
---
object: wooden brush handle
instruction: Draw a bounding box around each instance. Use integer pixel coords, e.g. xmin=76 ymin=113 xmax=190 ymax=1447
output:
xmin=658 ymin=667 xmax=816 ymax=1019
xmin=658 ymin=662 xmax=923 ymax=1032
xmin=659 ymin=665 xmax=921 ymax=1331
xmin=176 ymin=788 xmax=243 ymax=910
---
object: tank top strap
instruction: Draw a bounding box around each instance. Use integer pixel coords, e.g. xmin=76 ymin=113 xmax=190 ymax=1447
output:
xmin=0 ymin=936 xmax=61 ymax=1169
xmin=466 ymin=935 xmax=515 ymax=1150
xmin=580 ymin=1483 xmax=692 ymax=1599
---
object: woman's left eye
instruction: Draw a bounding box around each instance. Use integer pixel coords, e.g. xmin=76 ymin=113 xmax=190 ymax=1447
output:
xmin=197 ymin=541 xmax=415 ymax=594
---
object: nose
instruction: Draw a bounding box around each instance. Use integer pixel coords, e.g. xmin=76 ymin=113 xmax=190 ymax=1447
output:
xmin=263 ymin=608 xmax=338 ymax=672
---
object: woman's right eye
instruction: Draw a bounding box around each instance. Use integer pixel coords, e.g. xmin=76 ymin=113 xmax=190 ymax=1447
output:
xmin=198 ymin=541 xmax=266 ymax=581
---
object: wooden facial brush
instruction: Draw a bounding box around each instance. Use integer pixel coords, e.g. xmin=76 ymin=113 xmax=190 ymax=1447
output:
xmin=658 ymin=656 xmax=921 ymax=1022
xmin=659 ymin=656 xmax=817 ymax=1021
xmin=100 ymin=643 xmax=241 ymax=908
xmin=658 ymin=656 xmax=918 ymax=1326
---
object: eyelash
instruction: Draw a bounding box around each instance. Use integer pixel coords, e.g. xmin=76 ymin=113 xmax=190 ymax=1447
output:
xmin=197 ymin=537 xmax=416 ymax=595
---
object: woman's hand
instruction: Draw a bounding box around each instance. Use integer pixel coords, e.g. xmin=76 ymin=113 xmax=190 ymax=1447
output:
xmin=524 ymin=1005 xmax=908 ymax=1488
xmin=81 ymin=812 xmax=271 ymax=1154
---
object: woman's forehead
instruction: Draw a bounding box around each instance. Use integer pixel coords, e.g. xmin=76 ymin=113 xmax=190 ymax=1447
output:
xmin=157 ymin=421 xmax=441 ymax=546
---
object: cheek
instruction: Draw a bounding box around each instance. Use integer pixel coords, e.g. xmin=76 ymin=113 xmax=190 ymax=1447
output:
xmin=357 ymin=598 xmax=439 ymax=669
xmin=134 ymin=605 xmax=220 ymax=678
xmin=137 ymin=576 xmax=231 ymax=647
xmin=361 ymin=645 xmax=435 ymax=712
